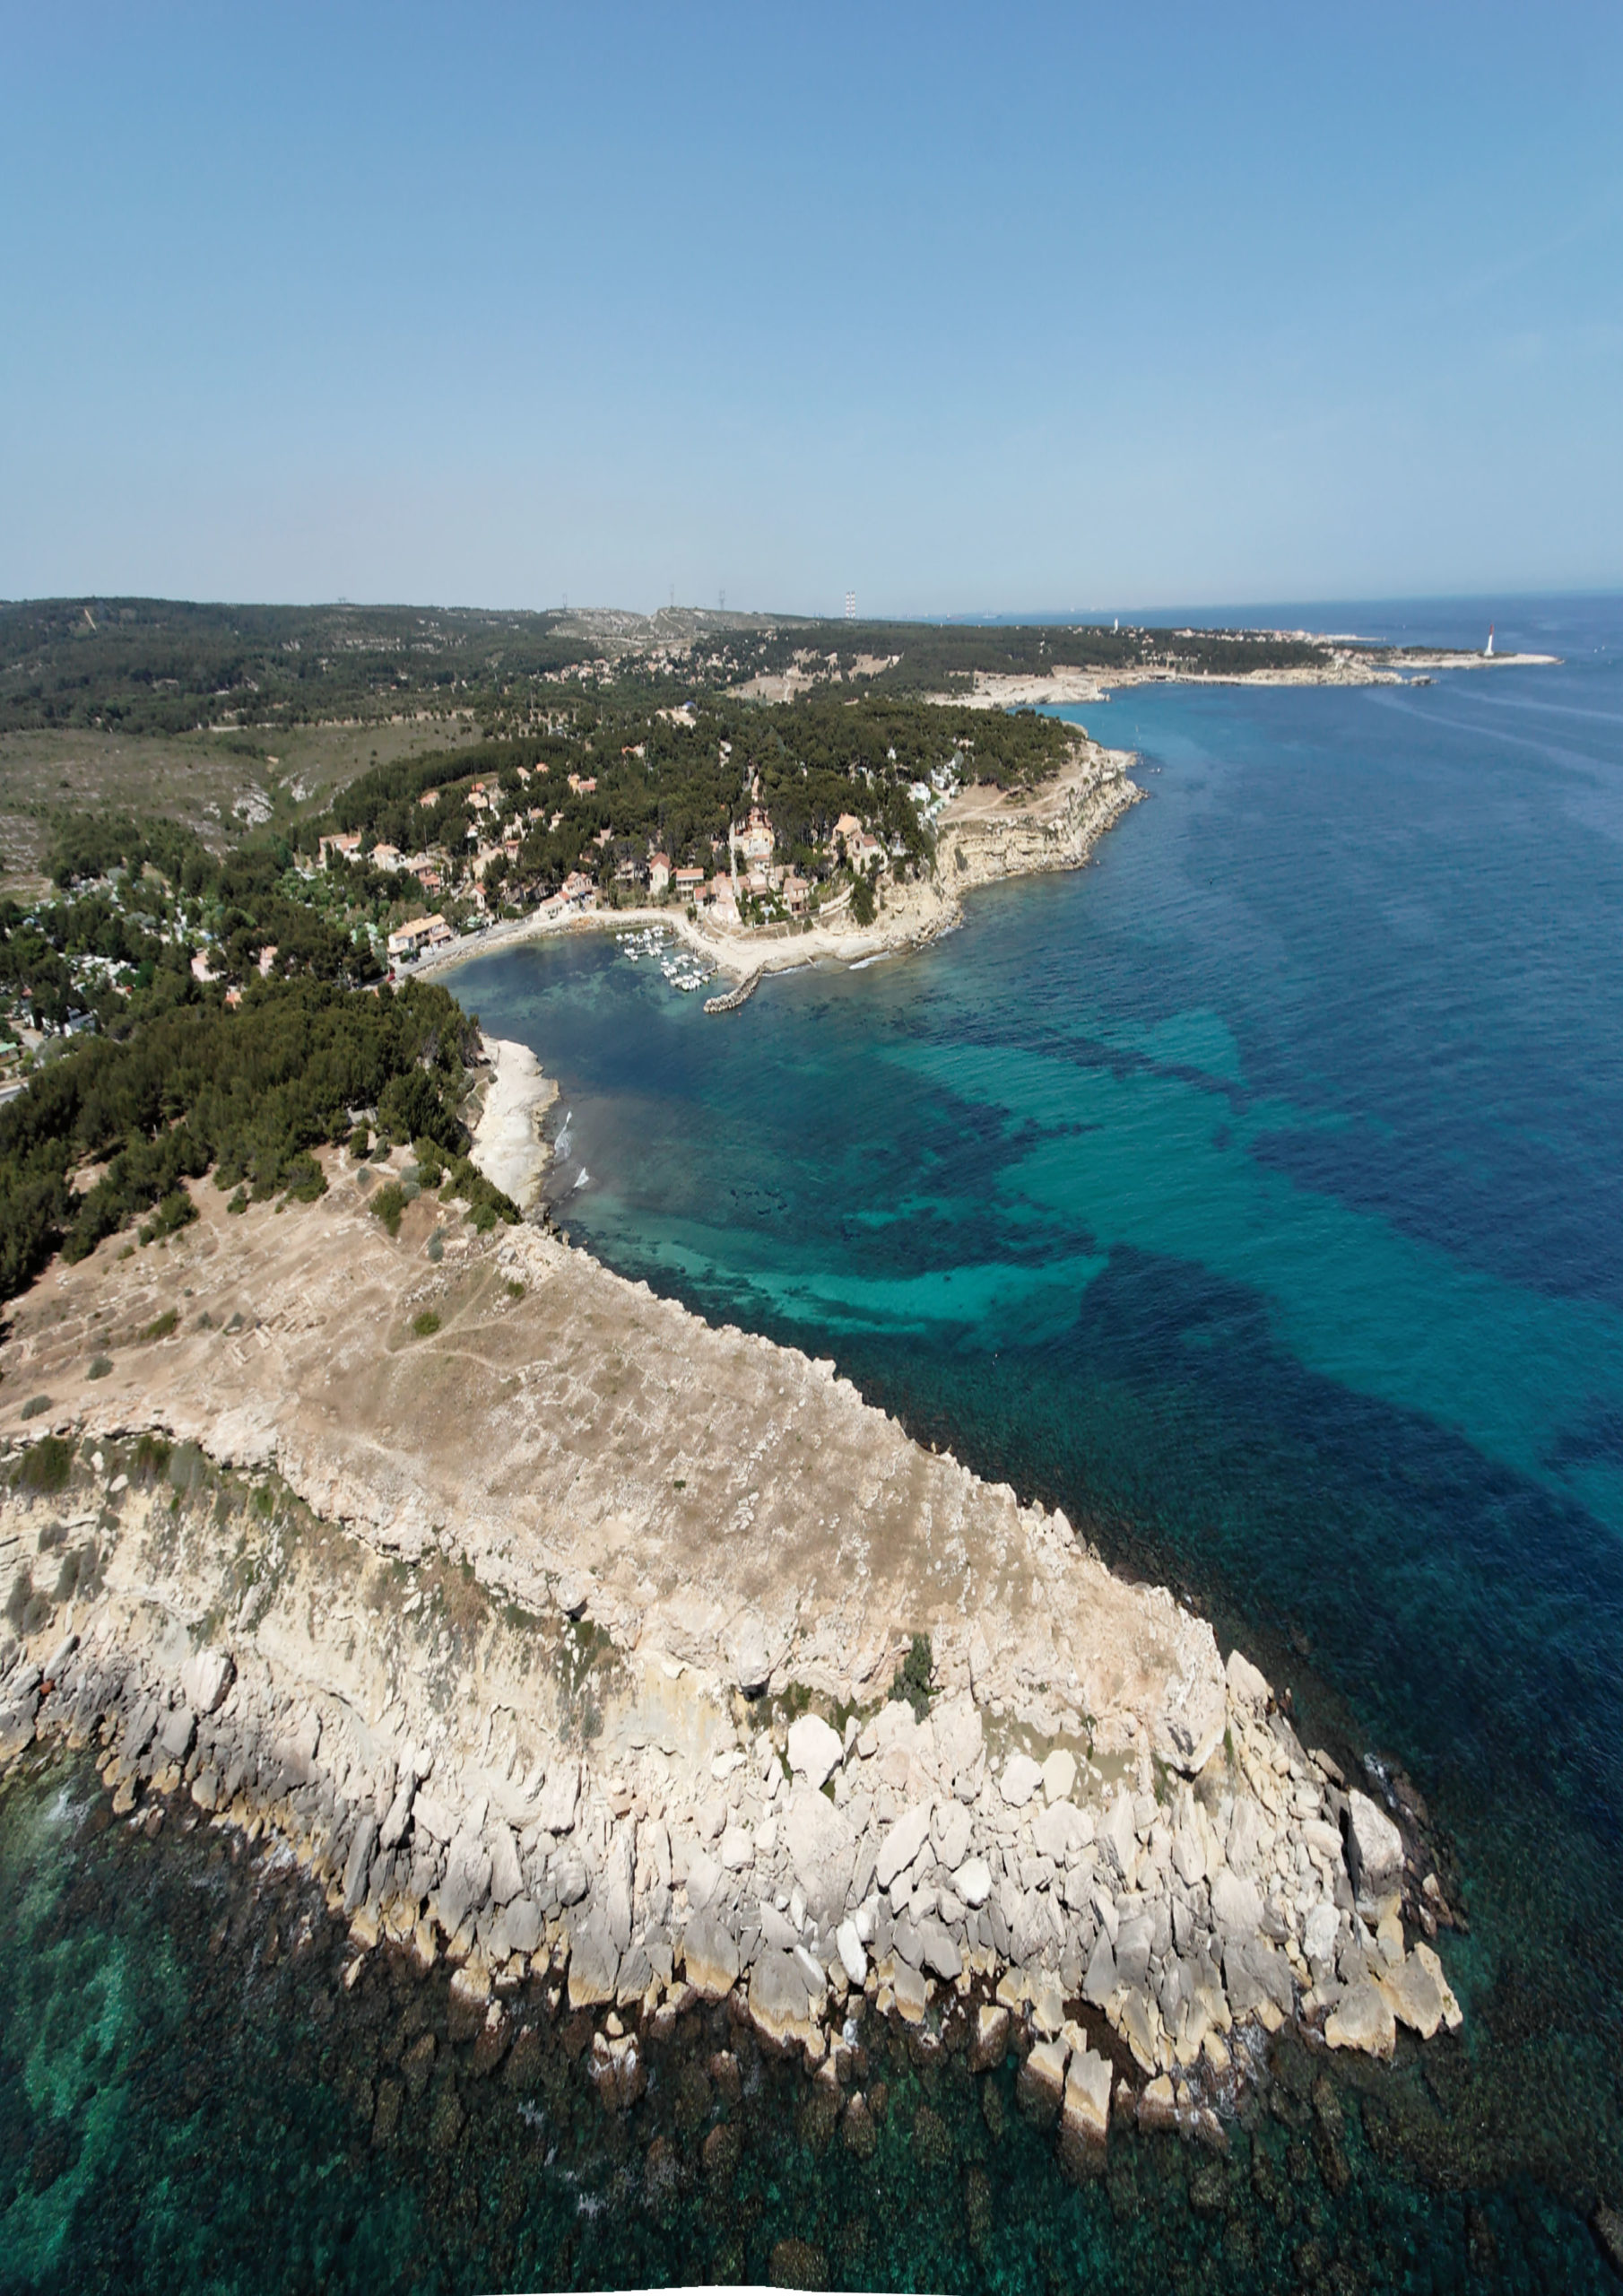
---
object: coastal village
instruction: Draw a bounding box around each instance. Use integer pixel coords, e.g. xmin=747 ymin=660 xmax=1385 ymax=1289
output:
xmin=0 ymin=700 xmax=1066 ymax=1063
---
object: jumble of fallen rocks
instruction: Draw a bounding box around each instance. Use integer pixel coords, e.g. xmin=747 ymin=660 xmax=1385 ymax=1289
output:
xmin=1 ymin=1559 xmax=1465 ymax=2161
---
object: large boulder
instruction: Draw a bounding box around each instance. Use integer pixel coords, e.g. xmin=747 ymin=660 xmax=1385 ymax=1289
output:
xmin=492 ymin=1897 xmax=543 ymax=1958
xmin=999 ymin=1753 xmax=1043 ymax=1809
xmin=343 ymin=1814 xmax=378 ymax=1917
xmin=874 ymin=1801 xmax=933 ymax=1892
xmin=412 ymin=1790 xmax=456 ymax=1845
xmin=379 ymin=1772 xmax=415 ymax=1851
xmin=968 ymin=2002 xmax=1011 ymax=2073
xmin=933 ymin=1798 xmax=973 ymax=1871
xmin=718 ymin=1823 xmax=755 ymax=1873
xmin=1115 ymin=1915 xmax=1153 ymax=1992
xmin=183 ymin=1647 xmax=233 ymax=1717
xmin=682 ymin=1910 xmax=741 ymax=2001
xmin=1225 ymin=1796 xmax=1267 ymax=1877
xmin=733 ymin=1614 xmax=771 ymax=1696
xmin=1378 ymin=1951 xmax=1445 ymax=2040
xmin=1157 ymin=1672 xmax=1226 ymax=1777
xmin=954 ymin=1855 xmax=993 ymax=1909
xmin=915 ymin=1917 xmax=961 ymax=1981
xmin=567 ymin=1907 xmax=621 ymax=2008
xmin=1041 ymin=1749 xmax=1077 ymax=1804
xmin=1100 ymin=1793 xmax=1137 ymax=1879
xmin=748 ymin=1949 xmax=822 ymax=2051
xmin=1209 ymin=1866 xmax=1263 ymax=1941
xmin=1062 ymin=2048 xmax=1112 ymax=2145
xmin=1413 ymin=1941 xmax=1463 ymax=2031
xmin=1016 ymin=2037 xmax=1069 ymax=2121
xmin=1302 ymin=1902 xmax=1341 ymax=1965
xmin=438 ymin=1831 xmax=493 ymax=1935
xmin=1225 ymin=1647 xmax=1271 ymax=1712
xmin=783 ymin=1786 xmax=855 ymax=1926
xmin=536 ymin=1758 xmax=580 ymax=1836
xmin=1033 ymin=1801 xmax=1083 ymax=1862
xmin=603 ymin=1829 xmax=635 ymax=1951
xmin=1344 ymin=1791 xmax=1404 ymax=1903
xmin=933 ymin=1692 xmax=984 ymax=1783
xmin=488 ymin=1822 xmax=524 ymax=1906
xmin=1083 ymin=1929 xmax=1117 ymax=2008
xmin=787 ymin=1713 xmax=844 ymax=1790
xmin=0 ymin=1690 xmax=39 ymax=1763
xmin=1325 ymin=1978 xmax=1396 ymax=2058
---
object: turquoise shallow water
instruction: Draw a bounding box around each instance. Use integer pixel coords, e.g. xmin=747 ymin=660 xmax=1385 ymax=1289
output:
xmin=7 ymin=594 xmax=1623 ymax=2289
xmin=454 ymin=596 xmax=1623 ymax=2242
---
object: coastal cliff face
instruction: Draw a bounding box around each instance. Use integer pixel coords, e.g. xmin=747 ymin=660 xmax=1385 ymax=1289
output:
xmin=933 ymin=739 xmax=1140 ymax=901
xmin=0 ymin=1126 xmax=1463 ymax=2138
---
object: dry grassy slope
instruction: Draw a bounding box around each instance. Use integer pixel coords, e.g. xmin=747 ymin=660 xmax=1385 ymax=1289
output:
xmin=0 ymin=716 xmax=483 ymax=891
xmin=0 ymin=1149 xmax=1221 ymax=1765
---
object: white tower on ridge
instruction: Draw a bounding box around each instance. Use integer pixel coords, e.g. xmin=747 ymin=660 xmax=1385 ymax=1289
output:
xmin=845 ymin=590 xmax=856 ymax=621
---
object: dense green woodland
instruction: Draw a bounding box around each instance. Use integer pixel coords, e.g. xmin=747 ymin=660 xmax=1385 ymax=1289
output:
xmin=0 ymin=596 xmax=1357 ymax=739
xmin=0 ymin=596 xmax=1367 ymax=1317
xmin=699 ymin=619 xmax=1335 ymax=694
xmin=0 ymin=978 xmax=514 ymax=1304
xmin=0 ymin=599 xmax=585 ymax=736
xmin=6 ymin=813 xmax=380 ymax=1036
xmin=324 ymin=693 xmax=1074 ymax=896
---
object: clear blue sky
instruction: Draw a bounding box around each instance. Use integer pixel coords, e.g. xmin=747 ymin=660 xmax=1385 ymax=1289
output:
xmin=3 ymin=3 xmax=1620 ymax=616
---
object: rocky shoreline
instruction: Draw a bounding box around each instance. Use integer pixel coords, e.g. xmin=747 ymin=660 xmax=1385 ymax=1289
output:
xmin=0 ymin=1421 xmax=1463 ymax=2169
xmin=0 ymin=888 xmax=1468 ymax=2168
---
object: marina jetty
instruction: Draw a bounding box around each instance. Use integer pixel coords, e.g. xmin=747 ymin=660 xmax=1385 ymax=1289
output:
xmin=0 ymin=1087 xmax=1464 ymax=2156
xmin=704 ymin=969 xmax=760 ymax=1015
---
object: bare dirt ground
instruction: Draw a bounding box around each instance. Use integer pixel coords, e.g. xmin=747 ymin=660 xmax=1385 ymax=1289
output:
xmin=0 ymin=1143 xmax=1218 ymax=1759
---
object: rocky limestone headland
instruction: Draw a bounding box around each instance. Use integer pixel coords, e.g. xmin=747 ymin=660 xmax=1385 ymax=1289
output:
xmin=923 ymin=648 xmax=1560 ymax=712
xmin=0 ymin=1075 xmax=1464 ymax=2156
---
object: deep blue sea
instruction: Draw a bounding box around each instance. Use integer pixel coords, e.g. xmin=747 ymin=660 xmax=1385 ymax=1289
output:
xmin=5 ymin=593 xmax=1623 ymax=2292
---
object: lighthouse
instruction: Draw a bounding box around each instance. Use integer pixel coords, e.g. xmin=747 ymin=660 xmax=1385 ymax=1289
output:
xmin=1485 ymin=623 xmax=1495 ymax=657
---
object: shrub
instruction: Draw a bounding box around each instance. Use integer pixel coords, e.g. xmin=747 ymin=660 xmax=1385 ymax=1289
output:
xmin=86 ymin=1355 xmax=113 ymax=1380
xmin=4 ymin=1566 xmax=31 ymax=1630
xmin=17 ymin=1434 xmax=72 ymax=1493
xmin=134 ymin=1432 xmax=172 ymax=1482
xmin=411 ymin=1309 xmax=441 ymax=1338
xmin=20 ymin=1394 xmax=49 ymax=1420
xmin=348 ymin=1125 xmax=371 ymax=1161
xmin=370 ymin=1181 xmax=408 ymax=1238
xmin=279 ymin=1153 xmax=326 ymax=1205
xmin=890 ymin=1631 xmax=934 ymax=1718
xmin=139 ymin=1308 xmax=178 ymax=1343
xmin=444 ymin=1155 xmax=519 ymax=1231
